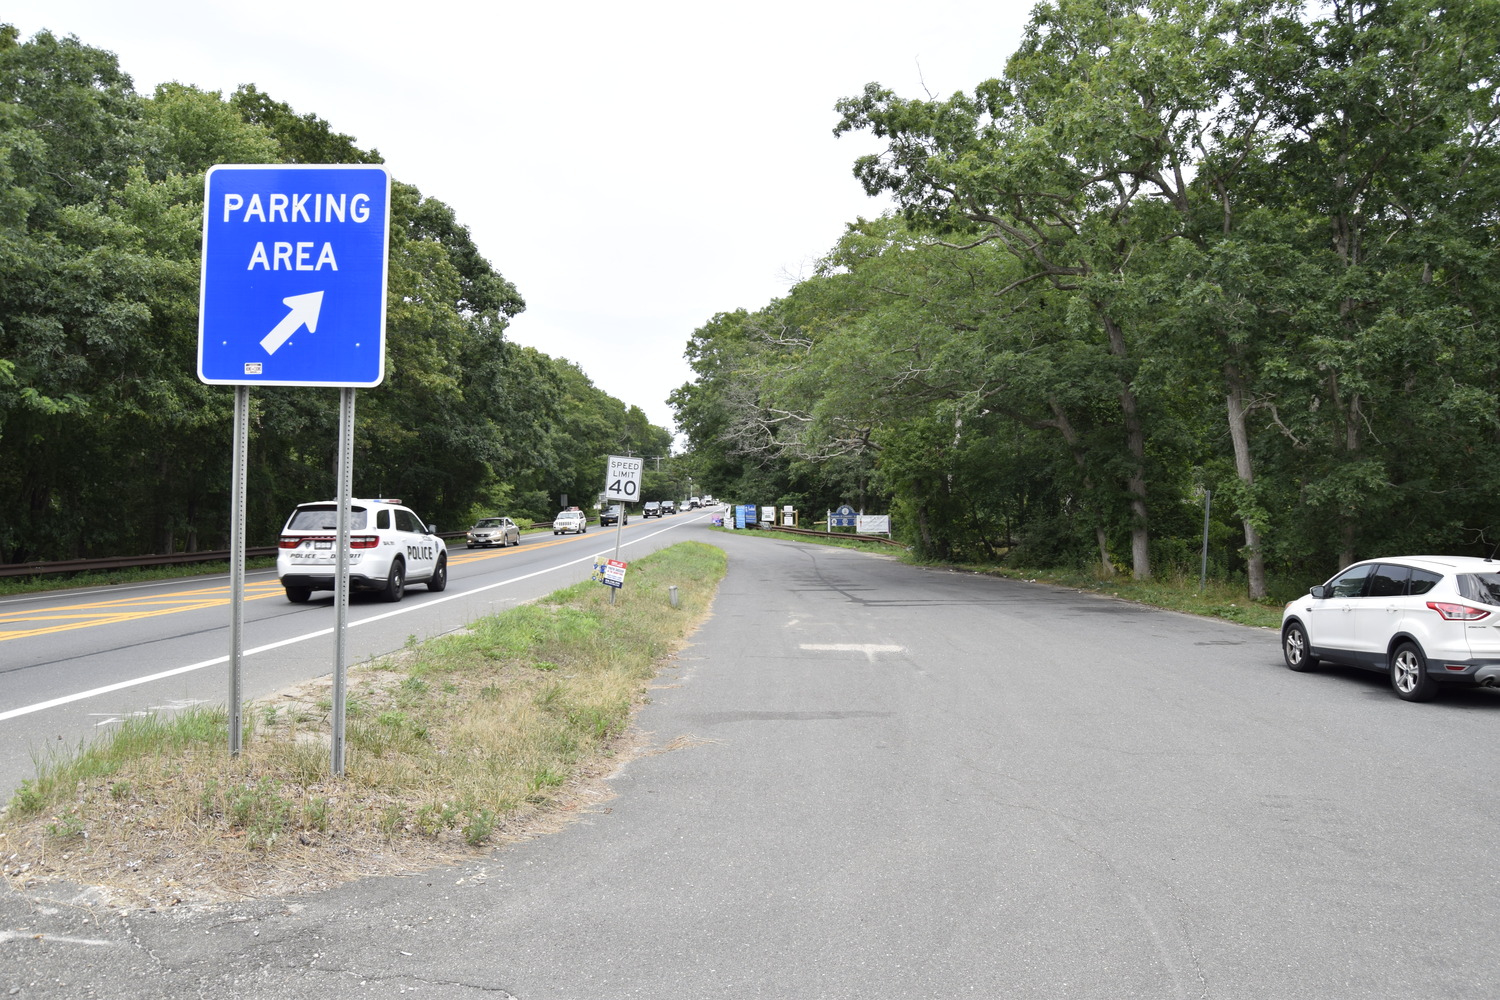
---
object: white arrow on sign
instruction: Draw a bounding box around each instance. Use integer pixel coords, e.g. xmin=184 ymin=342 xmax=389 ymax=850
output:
xmin=259 ymin=291 xmax=325 ymax=355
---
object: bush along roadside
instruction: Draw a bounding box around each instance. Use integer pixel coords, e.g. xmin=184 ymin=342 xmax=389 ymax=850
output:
xmin=0 ymin=541 xmax=728 ymax=908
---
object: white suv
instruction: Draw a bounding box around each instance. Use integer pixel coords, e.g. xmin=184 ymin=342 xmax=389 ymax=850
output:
xmin=552 ymin=509 xmax=588 ymax=534
xmin=277 ymin=499 xmax=447 ymax=604
xmin=1281 ymin=555 xmax=1500 ymax=701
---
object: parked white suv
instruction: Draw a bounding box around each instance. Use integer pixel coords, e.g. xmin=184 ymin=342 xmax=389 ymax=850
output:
xmin=1281 ymin=555 xmax=1500 ymax=701
xmin=277 ymin=499 xmax=446 ymax=604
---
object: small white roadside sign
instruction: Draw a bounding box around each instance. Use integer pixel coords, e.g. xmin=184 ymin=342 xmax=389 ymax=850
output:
xmin=605 ymin=455 xmax=643 ymax=502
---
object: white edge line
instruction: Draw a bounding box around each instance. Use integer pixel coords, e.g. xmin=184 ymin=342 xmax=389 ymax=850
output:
xmin=0 ymin=518 xmax=697 ymax=723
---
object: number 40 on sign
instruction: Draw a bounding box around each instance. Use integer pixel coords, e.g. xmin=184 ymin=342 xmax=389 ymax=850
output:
xmin=605 ymin=455 xmax=642 ymax=501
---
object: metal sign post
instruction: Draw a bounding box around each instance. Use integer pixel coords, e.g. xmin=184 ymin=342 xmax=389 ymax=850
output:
xmin=1198 ymin=490 xmax=1212 ymax=594
xmin=198 ymin=163 xmax=391 ymax=769
xmin=603 ymin=455 xmax=642 ymax=605
xmin=332 ymin=388 xmax=355 ymax=775
xmin=228 ymin=385 xmax=249 ymax=755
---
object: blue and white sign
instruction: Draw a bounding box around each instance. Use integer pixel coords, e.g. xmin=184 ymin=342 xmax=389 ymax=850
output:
xmin=198 ymin=164 xmax=392 ymax=387
xmin=830 ymin=504 xmax=858 ymax=528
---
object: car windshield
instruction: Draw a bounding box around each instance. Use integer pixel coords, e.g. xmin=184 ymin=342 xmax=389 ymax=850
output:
xmin=287 ymin=506 xmax=368 ymax=530
xmin=474 ymin=519 xmax=504 ymax=528
xmin=1457 ymin=573 xmax=1500 ymax=606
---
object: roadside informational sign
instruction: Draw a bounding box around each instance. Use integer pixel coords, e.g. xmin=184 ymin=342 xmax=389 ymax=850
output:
xmin=592 ymin=556 xmax=628 ymax=588
xmin=198 ymin=163 xmax=392 ymax=387
xmin=604 ymin=455 xmax=643 ymax=502
xmin=857 ymin=514 xmax=892 ymax=535
xmin=735 ymin=504 xmax=753 ymax=529
xmin=830 ymin=504 xmax=858 ymax=528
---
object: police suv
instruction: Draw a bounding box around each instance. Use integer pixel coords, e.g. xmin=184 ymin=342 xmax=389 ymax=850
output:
xmin=277 ymin=498 xmax=447 ymax=604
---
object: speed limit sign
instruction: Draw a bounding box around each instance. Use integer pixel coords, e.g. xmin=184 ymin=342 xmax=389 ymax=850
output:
xmin=604 ymin=455 xmax=643 ymax=502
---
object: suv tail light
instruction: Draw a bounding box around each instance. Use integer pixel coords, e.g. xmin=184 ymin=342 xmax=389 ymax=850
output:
xmin=279 ymin=534 xmax=378 ymax=550
xmin=1426 ymin=601 xmax=1491 ymax=621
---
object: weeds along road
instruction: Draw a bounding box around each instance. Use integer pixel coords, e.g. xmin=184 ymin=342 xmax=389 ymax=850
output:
xmin=0 ymin=512 xmax=712 ymax=800
xmin=6 ymin=524 xmax=1500 ymax=998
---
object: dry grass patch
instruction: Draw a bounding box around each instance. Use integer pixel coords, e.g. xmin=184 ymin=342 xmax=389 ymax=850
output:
xmin=0 ymin=542 xmax=726 ymax=909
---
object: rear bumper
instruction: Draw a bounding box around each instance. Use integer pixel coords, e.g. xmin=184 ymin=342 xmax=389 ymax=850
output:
xmin=1431 ymin=659 xmax=1500 ymax=687
xmin=1468 ymin=663 xmax=1500 ymax=687
xmin=279 ymin=573 xmax=385 ymax=593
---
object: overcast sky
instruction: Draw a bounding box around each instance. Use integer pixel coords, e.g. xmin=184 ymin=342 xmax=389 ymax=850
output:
xmin=9 ymin=1 xmax=1035 ymax=441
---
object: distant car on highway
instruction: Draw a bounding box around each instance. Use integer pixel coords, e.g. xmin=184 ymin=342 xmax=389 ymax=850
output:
xmin=688 ymin=496 xmax=701 ymax=509
xmin=660 ymin=500 xmax=677 ymax=515
xmin=600 ymin=505 xmax=629 ymax=526
xmin=552 ymin=509 xmax=588 ymax=535
xmin=466 ymin=516 xmax=520 ymax=548
xmin=1281 ymin=554 xmax=1500 ymax=701
xmin=642 ymin=501 xmax=663 ymax=518
xmin=277 ymin=498 xmax=446 ymax=604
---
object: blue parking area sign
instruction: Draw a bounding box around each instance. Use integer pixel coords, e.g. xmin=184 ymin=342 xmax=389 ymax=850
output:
xmin=198 ymin=164 xmax=391 ymax=387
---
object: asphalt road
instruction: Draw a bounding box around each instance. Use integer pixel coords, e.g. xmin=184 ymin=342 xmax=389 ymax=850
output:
xmin=0 ymin=512 xmax=710 ymax=799
xmin=4 ymin=525 xmax=1499 ymax=998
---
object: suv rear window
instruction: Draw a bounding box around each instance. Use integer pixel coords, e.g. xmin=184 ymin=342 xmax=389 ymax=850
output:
xmin=1457 ymin=573 xmax=1500 ymax=606
xmin=287 ymin=506 xmax=368 ymax=530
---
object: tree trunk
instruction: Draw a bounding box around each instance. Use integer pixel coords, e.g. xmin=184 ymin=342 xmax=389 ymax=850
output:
xmin=1102 ymin=315 xmax=1151 ymax=580
xmin=1225 ymin=371 xmax=1267 ymax=600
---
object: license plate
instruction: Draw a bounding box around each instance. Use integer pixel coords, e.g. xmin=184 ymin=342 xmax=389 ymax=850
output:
xmin=314 ymin=540 xmax=333 ymax=550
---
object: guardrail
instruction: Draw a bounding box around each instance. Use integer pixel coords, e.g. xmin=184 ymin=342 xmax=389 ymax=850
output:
xmin=1 ymin=516 xmax=723 ymax=580
xmin=0 ymin=547 xmax=282 ymax=579
xmin=0 ymin=529 xmax=491 ymax=579
xmin=766 ymin=524 xmax=907 ymax=548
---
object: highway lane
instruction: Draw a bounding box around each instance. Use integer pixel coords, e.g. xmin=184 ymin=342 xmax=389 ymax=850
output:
xmin=6 ymin=528 xmax=1500 ymax=997
xmin=0 ymin=510 xmax=720 ymax=798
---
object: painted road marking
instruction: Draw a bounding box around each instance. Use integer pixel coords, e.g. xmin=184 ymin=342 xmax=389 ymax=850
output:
xmin=0 ymin=581 xmax=286 ymax=641
xmin=0 ymin=529 xmax=617 ymax=642
xmin=800 ymin=643 xmax=905 ymax=662
xmin=0 ymin=516 xmax=697 ymax=723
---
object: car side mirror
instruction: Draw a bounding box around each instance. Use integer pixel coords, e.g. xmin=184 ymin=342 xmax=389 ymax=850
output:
xmin=427 ymin=523 xmax=438 ymax=535
xmin=1309 ymin=584 xmax=1328 ymax=599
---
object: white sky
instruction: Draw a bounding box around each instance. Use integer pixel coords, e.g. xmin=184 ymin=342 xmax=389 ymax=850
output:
xmin=8 ymin=1 xmax=1034 ymax=441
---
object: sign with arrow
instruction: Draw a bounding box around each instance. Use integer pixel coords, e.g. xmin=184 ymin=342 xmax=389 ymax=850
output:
xmin=197 ymin=164 xmax=391 ymax=387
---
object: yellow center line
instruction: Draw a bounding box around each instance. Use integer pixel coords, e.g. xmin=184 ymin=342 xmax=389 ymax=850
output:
xmin=0 ymin=582 xmax=284 ymax=641
xmin=1 ymin=529 xmax=620 ymax=642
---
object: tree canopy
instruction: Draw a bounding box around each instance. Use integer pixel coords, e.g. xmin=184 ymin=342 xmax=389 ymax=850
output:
xmin=0 ymin=26 xmax=670 ymax=561
xmin=672 ymin=0 xmax=1500 ymax=595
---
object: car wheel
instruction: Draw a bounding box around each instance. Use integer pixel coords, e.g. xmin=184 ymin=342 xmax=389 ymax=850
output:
xmin=1391 ymin=641 xmax=1437 ymax=702
xmin=466 ymin=543 xmax=474 ymax=549
xmin=1282 ymin=621 xmax=1317 ymax=672
xmin=285 ymin=586 xmax=311 ymax=604
xmin=554 ymin=530 xmax=560 ymax=535
xmin=427 ymin=555 xmax=448 ymax=592
xmin=382 ymin=558 xmax=406 ymax=603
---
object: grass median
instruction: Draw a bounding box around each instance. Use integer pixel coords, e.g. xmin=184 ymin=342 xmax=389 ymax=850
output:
xmin=0 ymin=541 xmax=727 ymax=908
